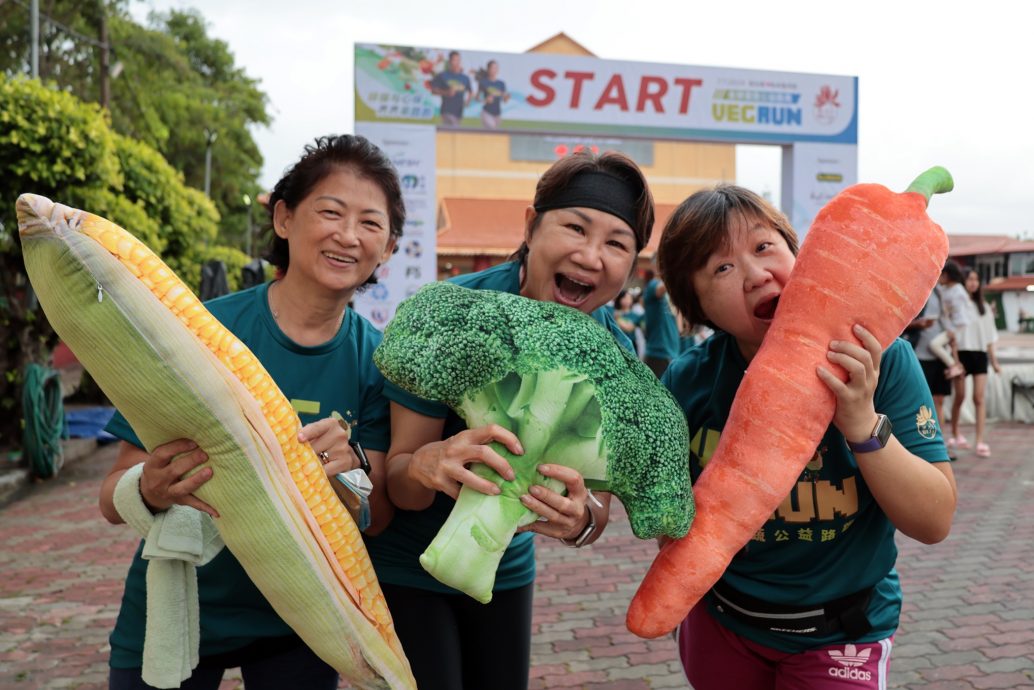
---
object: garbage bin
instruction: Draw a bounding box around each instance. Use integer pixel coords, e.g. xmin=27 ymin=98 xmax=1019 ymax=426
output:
xmin=199 ymin=260 xmax=229 ymax=301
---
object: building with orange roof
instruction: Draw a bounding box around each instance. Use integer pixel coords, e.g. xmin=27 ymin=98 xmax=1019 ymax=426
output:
xmin=949 ymin=234 xmax=1034 ymax=332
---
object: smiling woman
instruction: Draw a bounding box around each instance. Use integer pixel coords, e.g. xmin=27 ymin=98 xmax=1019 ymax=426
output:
xmin=645 ymin=180 xmax=956 ymax=690
xmin=365 ymin=149 xmax=655 ymax=690
xmin=99 ymin=135 xmax=408 ymax=690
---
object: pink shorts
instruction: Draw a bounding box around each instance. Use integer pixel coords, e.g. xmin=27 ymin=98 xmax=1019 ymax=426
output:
xmin=677 ymin=601 xmax=893 ymax=690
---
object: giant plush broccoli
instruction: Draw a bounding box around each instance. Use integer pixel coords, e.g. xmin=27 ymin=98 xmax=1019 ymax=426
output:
xmin=374 ymin=281 xmax=693 ymax=602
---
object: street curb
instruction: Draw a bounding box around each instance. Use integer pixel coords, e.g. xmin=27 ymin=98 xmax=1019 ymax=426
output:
xmin=0 ymin=437 xmax=98 ymax=509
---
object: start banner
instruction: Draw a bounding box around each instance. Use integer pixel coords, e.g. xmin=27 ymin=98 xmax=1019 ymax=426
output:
xmin=355 ymin=43 xmax=857 ymax=145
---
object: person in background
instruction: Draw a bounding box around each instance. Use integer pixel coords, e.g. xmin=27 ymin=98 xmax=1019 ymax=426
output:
xmin=609 ymin=288 xmax=644 ymax=356
xmin=948 ymin=268 xmax=1002 ymax=457
xmin=926 ymin=260 xmax=969 ymax=380
xmin=911 ymin=282 xmax=952 ymax=446
xmin=675 ymin=312 xmax=713 ymax=355
xmin=430 ymin=50 xmax=472 ymax=127
xmin=475 ymin=59 xmax=509 ymax=129
xmin=641 ymin=259 xmax=680 ymax=376
xmin=98 ymin=135 xmax=404 ymax=690
xmin=369 ymin=149 xmax=654 ymax=690
xmin=656 ymin=183 xmax=956 ymax=690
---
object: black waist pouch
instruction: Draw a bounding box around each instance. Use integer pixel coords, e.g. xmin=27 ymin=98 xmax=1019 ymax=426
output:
xmin=710 ymin=579 xmax=874 ymax=638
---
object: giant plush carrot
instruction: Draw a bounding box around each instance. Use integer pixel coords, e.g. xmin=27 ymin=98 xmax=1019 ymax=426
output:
xmin=626 ymin=167 xmax=953 ymax=639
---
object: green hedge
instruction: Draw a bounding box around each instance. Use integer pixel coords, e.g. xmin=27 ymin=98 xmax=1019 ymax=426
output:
xmin=0 ymin=75 xmax=249 ymax=451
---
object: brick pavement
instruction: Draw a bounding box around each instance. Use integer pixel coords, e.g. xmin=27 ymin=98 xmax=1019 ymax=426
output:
xmin=2 ymin=423 xmax=1033 ymax=689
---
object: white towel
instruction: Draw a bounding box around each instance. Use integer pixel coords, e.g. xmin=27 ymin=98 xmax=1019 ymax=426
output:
xmin=113 ymin=463 xmax=224 ymax=688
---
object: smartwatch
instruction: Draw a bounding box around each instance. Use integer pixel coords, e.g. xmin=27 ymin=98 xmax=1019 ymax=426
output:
xmin=561 ymin=491 xmax=604 ymax=548
xmin=348 ymin=440 xmax=372 ymax=475
xmin=847 ymin=414 xmax=893 ymax=454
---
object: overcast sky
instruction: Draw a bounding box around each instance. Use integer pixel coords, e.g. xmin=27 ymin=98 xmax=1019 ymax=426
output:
xmin=131 ymin=0 xmax=1030 ymax=238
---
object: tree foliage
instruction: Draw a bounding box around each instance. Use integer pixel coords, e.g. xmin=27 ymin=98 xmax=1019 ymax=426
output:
xmin=0 ymin=1 xmax=270 ymax=246
xmin=0 ymin=74 xmax=247 ymax=450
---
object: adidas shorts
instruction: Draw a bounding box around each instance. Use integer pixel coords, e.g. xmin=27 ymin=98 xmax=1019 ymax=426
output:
xmin=677 ymin=601 xmax=893 ymax=690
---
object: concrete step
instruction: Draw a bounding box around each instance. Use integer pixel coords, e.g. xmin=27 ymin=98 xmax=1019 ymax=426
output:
xmin=0 ymin=436 xmax=98 ymax=508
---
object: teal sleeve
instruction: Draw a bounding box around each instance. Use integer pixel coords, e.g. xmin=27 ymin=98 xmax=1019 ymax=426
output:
xmin=594 ymin=308 xmax=635 ymax=354
xmin=876 ymin=339 xmax=950 ymax=463
xmin=382 ymin=379 xmax=449 ymax=419
xmin=103 ymin=410 xmax=145 ymax=450
xmin=356 ymin=371 xmax=391 ymax=454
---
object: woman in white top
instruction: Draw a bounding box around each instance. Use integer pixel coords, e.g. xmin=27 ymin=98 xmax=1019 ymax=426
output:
xmin=929 ymin=261 xmax=970 ymax=379
xmin=949 ymin=268 xmax=1002 ymax=457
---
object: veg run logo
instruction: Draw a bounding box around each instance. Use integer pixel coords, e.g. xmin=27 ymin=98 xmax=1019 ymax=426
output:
xmin=916 ymin=405 xmax=938 ymax=439
xmin=827 ymin=644 xmax=872 ymax=681
xmin=813 ymin=85 xmax=841 ymax=125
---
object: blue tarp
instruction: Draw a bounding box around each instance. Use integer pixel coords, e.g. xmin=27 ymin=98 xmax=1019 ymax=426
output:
xmin=65 ymin=407 xmax=117 ymax=443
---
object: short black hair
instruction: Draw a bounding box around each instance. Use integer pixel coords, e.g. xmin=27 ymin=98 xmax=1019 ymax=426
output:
xmin=942 ymin=259 xmax=966 ymax=284
xmin=264 ymin=135 xmax=404 ymax=286
xmin=658 ymin=184 xmax=798 ymax=327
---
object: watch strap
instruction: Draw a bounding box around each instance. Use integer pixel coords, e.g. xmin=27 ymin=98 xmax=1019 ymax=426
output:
xmin=561 ymin=490 xmax=603 ymax=548
xmin=847 ymin=414 xmax=892 ymax=453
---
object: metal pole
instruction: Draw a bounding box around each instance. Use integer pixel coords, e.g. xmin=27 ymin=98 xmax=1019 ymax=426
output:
xmin=243 ymin=194 xmax=253 ymax=257
xmin=99 ymin=5 xmax=110 ymax=108
xmin=30 ymin=0 xmax=39 ymax=78
xmin=203 ymin=129 xmax=216 ymax=198
xmin=204 ymin=144 xmax=212 ymax=197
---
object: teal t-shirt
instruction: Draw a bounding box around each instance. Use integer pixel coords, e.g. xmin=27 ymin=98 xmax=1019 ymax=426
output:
xmin=661 ymin=333 xmax=949 ymax=652
xmin=105 ymin=282 xmax=391 ymax=667
xmin=642 ymin=278 xmax=679 ymax=360
xmin=367 ymin=260 xmax=633 ymax=593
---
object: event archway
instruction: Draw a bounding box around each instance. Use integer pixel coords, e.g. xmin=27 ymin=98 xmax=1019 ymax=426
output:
xmin=353 ymin=43 xmax=857 ymax=327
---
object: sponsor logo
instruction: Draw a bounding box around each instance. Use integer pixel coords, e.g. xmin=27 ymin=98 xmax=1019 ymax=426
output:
xmin=814 ymin=85 xmax=841 ymax=125
xmin=827 ymin=644 xmax=872 ymax=681
xmin=404 ymin=239 xmax=423 ymax=259
xmin=401 ymin=174 xmax=426 ymax=192
xmin=369 ymin=308 xmax=390 ymax=326
xmin=916 ymin=405 xmax=938 ymax=439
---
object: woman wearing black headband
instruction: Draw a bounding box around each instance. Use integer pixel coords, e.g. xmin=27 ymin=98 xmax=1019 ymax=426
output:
xmin=367 ymin=150 xmax=654 ymax=689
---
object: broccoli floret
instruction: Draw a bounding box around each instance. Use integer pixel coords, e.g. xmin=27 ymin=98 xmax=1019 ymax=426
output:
xmin=374 ymin=281 xmax=693 ymax=602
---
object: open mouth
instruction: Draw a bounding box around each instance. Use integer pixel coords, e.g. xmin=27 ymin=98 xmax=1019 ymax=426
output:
xmin=753 ymin=295 xmax=780 ymax=321
xmin=554 ymin=274 xmax=594 ymax=307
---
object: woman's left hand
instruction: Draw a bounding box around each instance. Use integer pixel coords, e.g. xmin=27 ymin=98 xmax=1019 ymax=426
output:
xmin=517 ymin=464 xmax=590 ymax=540
xmin=299 ymin=417 xmax=360 ymax=476
xmin=817 ymin=324 xmax=883 ymax=443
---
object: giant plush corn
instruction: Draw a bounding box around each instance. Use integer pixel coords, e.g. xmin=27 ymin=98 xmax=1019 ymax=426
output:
xmin=16 ymin=194 xmax=414 ymax=690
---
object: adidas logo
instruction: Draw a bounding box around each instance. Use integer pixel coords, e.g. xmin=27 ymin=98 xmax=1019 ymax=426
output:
xmin=828 ymin=644 xmax=871 ymax=667
xmin=827 ymin=644 xmax=872 ymax=681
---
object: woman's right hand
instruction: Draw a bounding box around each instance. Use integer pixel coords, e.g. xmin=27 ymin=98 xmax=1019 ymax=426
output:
xmin=139 ymin=438 xmax=218 ymax=518
xmin=408 ymin=424 xmax=521 ymax=499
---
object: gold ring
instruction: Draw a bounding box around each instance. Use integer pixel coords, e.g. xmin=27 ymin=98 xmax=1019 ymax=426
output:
xmin=318 ymin=451 xmax=330 ymax=465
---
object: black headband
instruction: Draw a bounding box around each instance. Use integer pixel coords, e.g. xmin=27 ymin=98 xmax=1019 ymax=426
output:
xmin=533 ymin=171 xmax=641 ymax=247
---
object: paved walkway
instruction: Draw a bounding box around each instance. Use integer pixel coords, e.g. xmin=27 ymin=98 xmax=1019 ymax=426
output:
xmin=2 ymin=422 xmax=1032 ymax=689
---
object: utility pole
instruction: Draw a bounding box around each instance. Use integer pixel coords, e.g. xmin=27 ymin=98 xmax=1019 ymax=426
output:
xmin=30 ymin=0 xmax=39 ymax=78
xmin=99 ymin=4 xmax=110 ymax=108
xmin=203 ymin=129 xmax=218 ymax=198
xmin=243 ymin=194 xmax=254 ymax=257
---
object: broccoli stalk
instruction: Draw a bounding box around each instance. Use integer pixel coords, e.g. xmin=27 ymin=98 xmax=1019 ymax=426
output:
xmin=374 ymin=282 xmax=693 ymax=603
xmin=423 ymin=370 xmax=603 ymax=601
